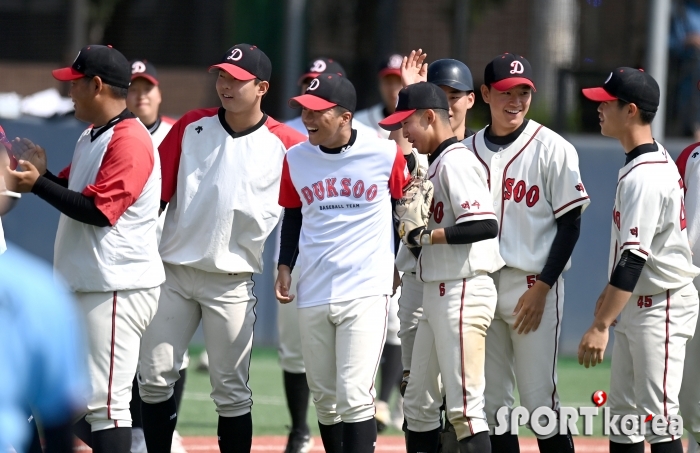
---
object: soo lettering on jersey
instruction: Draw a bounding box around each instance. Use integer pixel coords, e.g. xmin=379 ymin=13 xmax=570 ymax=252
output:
xmin=300 ymin=178 xmax=378 ymax=205
xmin=503 ymin=178 xmax=540 ymax=207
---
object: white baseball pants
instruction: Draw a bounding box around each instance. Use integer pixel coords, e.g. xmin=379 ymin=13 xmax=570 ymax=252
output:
xmin=298 ymin=295 xmax=389 ymax=426
xmin=484 ymin=267 xmax=564 ymax=439
xmin=403 ymin=274 xmax=496 ymax=441
xmin=77 ymin=287 xmax=159 ymax=431
xmin=277 ymin=265 xmax=305 ymax=374
xmin=397 ymin=272 xmax=424 ymax=370
xmin=610 ymin=283 xmax=698 ymax=445
xmin=138 ymin=263 xmax=256 ymax=418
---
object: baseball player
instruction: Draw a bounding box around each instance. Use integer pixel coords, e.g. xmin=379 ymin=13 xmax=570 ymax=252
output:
xmin=580 ymin=68 xmax=699 ymax=453
xmin=137 ymin=44 xmax=305 ymax=453
xmin=675 ymin=132 xmax=700 ymax=453
xmin=379 ymin=82 xmax=503 ymax=453
xmin=276 ymin=73 xmax=408 ymax=453
xmin=467 ymin=54 xmax=590 ymax=453
xmin=354 ymin=53 xmax=404 ymax=138
xmin=5 ymin=44 xmax=165 ymax=453
xmin=125 ymin=59 xmax=188 ymax=453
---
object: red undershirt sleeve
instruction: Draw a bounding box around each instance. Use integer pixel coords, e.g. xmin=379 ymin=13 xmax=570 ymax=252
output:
xmin=278 ymin=156 xmax=302 ymax=208
xmin=389 ymin=145 xmax=409 ymax=199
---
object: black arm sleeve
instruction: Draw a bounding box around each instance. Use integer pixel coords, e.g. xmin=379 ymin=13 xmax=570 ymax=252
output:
xmin=31 ymin=176 xmax=111 ymax=227
xmin=160 ymin=200 xmax=168 ymax=212
xmin=42 ymin=170 xmax=69 ymax=188
xmin=443 ymin=219 xmax=498 ymax=244
xmin=538 ymin=206 xmax=582 ymax=287
xmin=609 ymin=250 xmax=646 ymax=292
xmin=405 ymin=152 xmax=417 ymax=174
xmin=278 ymin=207 xmax=302 ymax=269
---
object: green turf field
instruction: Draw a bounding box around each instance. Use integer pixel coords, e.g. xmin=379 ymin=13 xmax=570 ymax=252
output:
xmin=177 ymin=347 xmax=612 ymax=437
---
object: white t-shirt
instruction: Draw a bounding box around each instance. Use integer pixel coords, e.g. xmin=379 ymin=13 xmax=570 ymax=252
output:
xmin=54 ymin=113 xmax=165 ymax=292
xmin=279 ymin=129 xmax=408 ymax=307
xmin=416 ymin=142 xmax=504 ymax=282
xmin=466 ymin=120 xmax=591 ymax=273
xmin=611 ymin=143 xmax=699 ymax=295
xmin=158 ymin=108 xmax=305 ymax=274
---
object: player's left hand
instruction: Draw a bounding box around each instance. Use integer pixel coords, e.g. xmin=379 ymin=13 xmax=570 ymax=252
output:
xmin=578 ymin=324 xmax=609 ymax=368
xmin=400 ymin=49 xmax=428 ymax=87
xmin=5 ymin=160 xmax=41 ymax=193
xmin=512 ymin=280 xmax=549 ymax=334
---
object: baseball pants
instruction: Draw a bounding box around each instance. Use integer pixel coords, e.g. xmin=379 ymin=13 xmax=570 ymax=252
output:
xmin=680 ymin=281 xmax=700 ymax=446
xmin=397 ymin=272 xmax=424 ymax=370
xmin=403 ymin=274 xmax=496 ymax=441
xmin=484 ymin=267 xmax=564 ymax=439
xmin=298 ymin=295 xmax=389 ymax=425
xmin=277 ymin=265 xmax=304 ymax=374
xmin=138 ymin=262 xmax=256 ymax=418
xmin=77 ymin=287 xmax=159 ymax=431
xmin=609 ymin=283 xmax=698 ymax=445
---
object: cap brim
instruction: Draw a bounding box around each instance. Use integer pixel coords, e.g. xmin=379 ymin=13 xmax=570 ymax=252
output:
xmin=582 ymin=87 xmax=617 ymax=102
xmin=52 ymin=67 xmax=85 ymax=82
xmin=209 ymin=63 xmax=256 ymax=81
xmin=379 ymin=68 xmax=402 ymax=78
xmin=131 ymin=74 xmax=159 ymax=85
xmin=378 ymin=109 xmax=417 ymax=131
xmin=288 ymin=94 xmax=337 ymax=110
xmin=491 ymin=78 xmax=537 ymax=92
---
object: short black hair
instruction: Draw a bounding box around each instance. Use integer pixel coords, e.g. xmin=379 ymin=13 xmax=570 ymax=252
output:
xmin=106 ymin=84 xmax=128 ymax=99
xmin=617 ymin=99 xmax=655 ymax=125
xmin=416 ymin=108 xmax=450 ymax=124
xmin=333 ymin=105 xmax=353 ymax=118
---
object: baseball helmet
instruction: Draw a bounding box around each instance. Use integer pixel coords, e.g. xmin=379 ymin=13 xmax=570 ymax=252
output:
xmin=427 ymin=59 xmax=474 ymax=92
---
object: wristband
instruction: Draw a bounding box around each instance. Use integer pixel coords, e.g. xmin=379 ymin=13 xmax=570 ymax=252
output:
xmin=419 ymin=229 xmax=433 ymax=246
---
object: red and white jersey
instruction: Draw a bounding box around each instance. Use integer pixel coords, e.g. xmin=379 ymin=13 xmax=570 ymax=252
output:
xmin=159 ymin=108 xmax=305 ymax=274
xmin=611 ymin=143 xmax=699 ymax=295
xmin=676 ymin=142 xmax=700 ymax=278
xmin=54 ymin=112 xmax=165 ymax=292
xmin=417 ymin=142 xmax=504 ymax=282
xmin=466 ymin=120 xmax=590 ymax=273
xmin=151 ymin=116 xmax=176 ymax=148
xmin=279 ymin=129 xmax=408 ymax=308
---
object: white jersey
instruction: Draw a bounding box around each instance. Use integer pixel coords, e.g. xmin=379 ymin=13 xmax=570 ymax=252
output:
xmin=158 ymin=108 xmax=305 ymax=274
xmin=466 ymin=120 xmax=590 ymax=273
xmin=610 ymin=143 xmax=699 ymax=295
xmin=354 ymin=104 xmax=390 ymax=139
xmin=54 ymin=113 xmax=165 ymax=292
xmin=286 ymin=115 xmax=381 ymax=138
xmin=416 ymin=141 xmax=504 ymax=282
xmin=677 ymin=142 xmax=700 ymax=275
xmin=279 ymin=129 xmax=408 ymax=308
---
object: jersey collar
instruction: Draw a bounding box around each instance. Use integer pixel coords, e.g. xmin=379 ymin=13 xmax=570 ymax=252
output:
xmin=217 ymin=107 xmax=268 ymax=139
xmin=428 ymin=137 xmax=459 ymax=165
xmin=624 ymin=141 xmax=658 ymax=165
xmin=90 ymin=109 xmax=135 ymax=142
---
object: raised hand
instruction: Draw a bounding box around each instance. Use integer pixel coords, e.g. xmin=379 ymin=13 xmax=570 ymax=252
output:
xmin=11 ymin=138 xmax=47 ymax=175
xmin=401 ymin=49 xmax=428 ymax=88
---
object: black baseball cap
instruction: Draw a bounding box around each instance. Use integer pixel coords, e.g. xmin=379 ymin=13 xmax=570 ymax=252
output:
xmin=288 ymin=73 xmax=356 ymax=112
xmin=130 ymin=60 xmax=159 ymax=85
xmin=298 ymin=57 xmax=346 ymax=85
xmin=582 ymin=67 xmax=660 ymax=112
xmin=53 ymin=45 xmax=131 ymax=89
xmin=484 ymin=53 xmax=536 ymax=92
xmin=428 ymin=59 xmax=474 ymax=92
xmin=379 ymin=82 xmax=449 ymax=131
xmin=379 ymin=54 xmax=403 ymax=78
xmin=209 ymin=44 xmax=272 ymax=82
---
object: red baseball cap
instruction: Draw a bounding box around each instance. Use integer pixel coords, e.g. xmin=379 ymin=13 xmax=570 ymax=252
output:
xmin=484 ymin=53 xmax=536 ymax=92
xmin=289 ymin=73 xmax=357 ymax=112
xmin=379 ymin=54 xmax=403 ymax=78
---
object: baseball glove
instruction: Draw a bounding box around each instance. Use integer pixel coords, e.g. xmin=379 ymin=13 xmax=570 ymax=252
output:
xmin=394 ymin=176 xmax=433 ymax=247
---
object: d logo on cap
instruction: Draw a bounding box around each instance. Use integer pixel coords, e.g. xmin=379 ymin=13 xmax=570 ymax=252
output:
xmin=308 ymin=79 xmax=321 ymax=91
xmin=310 ymin=60 xmax=327 ymax=73
xmin=131 ymin=61 xmax=146 ymax=74
xmin=510 ymin=61 xmax=524 ymax=75
xmin=227 ymin=49 xmax=243 ymax=62
xmin=388 ymin=54 xmax=403 ymax=69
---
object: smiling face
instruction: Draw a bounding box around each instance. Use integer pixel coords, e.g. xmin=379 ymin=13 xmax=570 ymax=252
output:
xmin=401 ymin=110 xmax=435 ymax=154
xmin=127 ymin=78 xmax=161 ymax=125
xmin=301 ymin=106 xmax=351 ymax=147
xmin=440 ymin=86 xmax=475 ymax=135
xmin=215 ymin=70 xmax=268 ymax=114
xmin=481 ymin=84 xmax=532 ymax=135
xmin=69 ymin=77 xmax=99 ymax=123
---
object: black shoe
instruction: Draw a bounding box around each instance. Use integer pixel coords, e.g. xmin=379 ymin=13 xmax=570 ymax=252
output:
xmin=284 ymin=431 xmax=314 ymax=453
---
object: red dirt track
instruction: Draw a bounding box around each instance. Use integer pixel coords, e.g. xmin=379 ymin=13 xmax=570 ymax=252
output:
xmin=74 ymin=435 xmax=684 ymax=452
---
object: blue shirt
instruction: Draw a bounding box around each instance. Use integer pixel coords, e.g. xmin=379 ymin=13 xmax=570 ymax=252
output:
xmin=0 ymin=244 xmax=88 ymax=450
xmin=671 ymin=2 xmax=700 ymax=53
